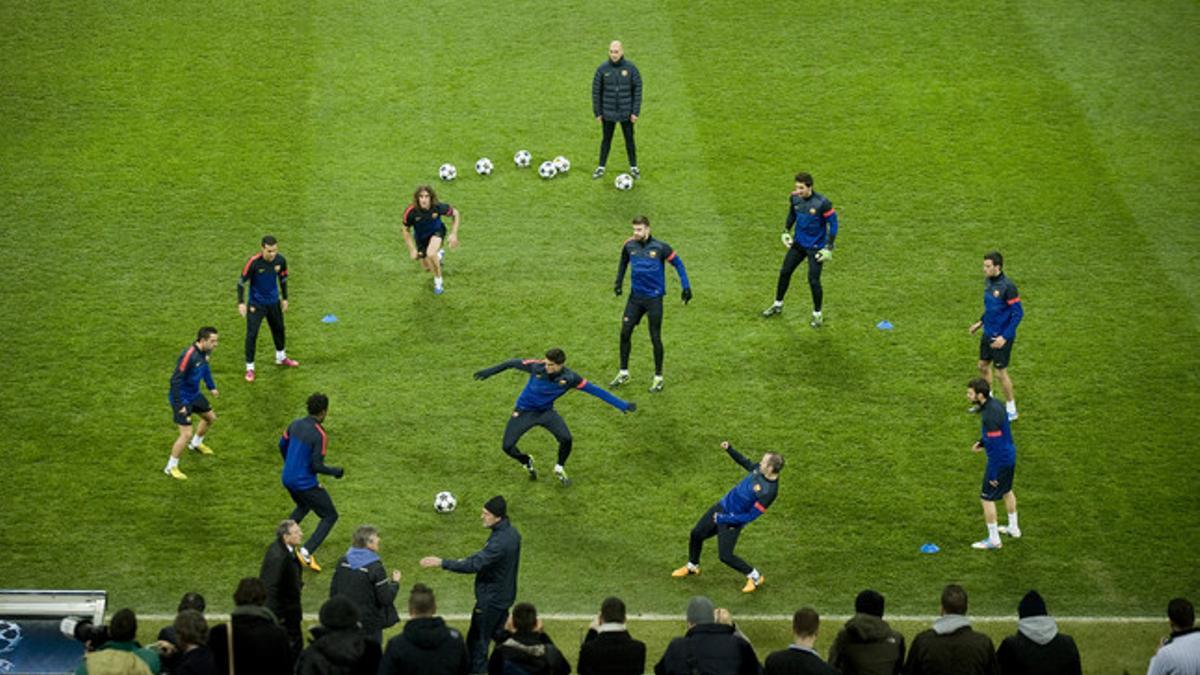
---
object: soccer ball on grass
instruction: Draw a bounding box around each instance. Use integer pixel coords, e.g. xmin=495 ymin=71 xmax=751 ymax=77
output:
xmin=513 ymin=150 xmax=532 ymax=168
xmin=538 ymin=161 xmax=558 ymax=179
xmin=475 ymin=158 xmax=494 ymax=175
xmin=434 ymin=491 xmax=457 ymax=513
xmin=614 ymin=173 xmax=634 ymax=190
xmin=438 ymin=163 xmax=457 ymax=181
xmin=553 ymin=156 xmax=571 ymax=173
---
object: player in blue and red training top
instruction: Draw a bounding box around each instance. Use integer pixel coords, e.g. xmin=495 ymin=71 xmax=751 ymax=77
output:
xmin=762 ymin=171 xmax=839 ymax=327
xmin=611 ymin=215 xmax=692 ymax=393
xmin=671 ymin=441 xmax=783 ymax=593
xmin=164 ymin=326 xmax=220 ymax=480
xmin=238 ymin=235 xmax=298 ymax=383
xmin=473 ymin=348 xmax=636 ymax=486
xmin=402 ymin=185 xmax=461 ymax=295
xmin=279 ymin=392 xmax=343 ymax=572
xmin=969 ymin=251 xmax=1024 ymax=421
xmin=966 ymin=378 xmax=1019 ymax=550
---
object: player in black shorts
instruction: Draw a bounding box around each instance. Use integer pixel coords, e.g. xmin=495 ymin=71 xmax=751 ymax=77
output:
xmin=968 ymin=251 xmax=1024 ymax=421
xmin=402 ymin=185 xmax=461 ymax=295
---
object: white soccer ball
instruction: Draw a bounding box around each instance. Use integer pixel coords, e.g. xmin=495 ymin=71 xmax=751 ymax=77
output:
xmin=475 ymin=158 xmax=494 ymax=176
xmin=513 ymin=150 xmax=532 ymax=168
xmin=553 ymin=156 xmax=570 ymax=173
xmin=438 ymin=163 xmax=457 ymax=181
xmin=538 ymin=161 xmax=558 ymax=179
xmin=614 ymin=173 xmax=634 ymax=190
xmin=434 ymin=491 xmax=457 ymax=513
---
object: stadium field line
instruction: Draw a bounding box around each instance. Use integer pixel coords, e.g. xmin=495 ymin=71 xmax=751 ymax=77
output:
xmin=139 ymin=613 xmax=1163 ymax=623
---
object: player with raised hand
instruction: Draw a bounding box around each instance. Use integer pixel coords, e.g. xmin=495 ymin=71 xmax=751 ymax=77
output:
xmin=164 ymin=326 xmax=220 ymax=480
xmin=762 ymin=171 xmax=839 ymax=327
xmin=474 ymin=348 xmax=636 ymax=486
xmin=671 ymin=441 xmax=783 ymax=593
xmin=238 ymin=235 xmax=298 ymax=383
xmin=610 ymin=215 xmax=692 ymax=393
xmin=402 ymin=185 xmax=460 ymax=295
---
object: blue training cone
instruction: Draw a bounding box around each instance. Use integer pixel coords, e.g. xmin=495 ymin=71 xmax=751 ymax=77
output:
xmin=877 ymin=320 xmax=894 ymax=330
xmin=920 ymin=543 xmax=940 ymax=554
xmin=321 ymin=314 xmax=339 ymax=324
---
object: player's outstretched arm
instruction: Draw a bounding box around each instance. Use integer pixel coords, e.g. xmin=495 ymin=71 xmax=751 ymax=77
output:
xmin=721 ymin=441 xmax=757 ymax=471
xmin=473 ymin=359 xmax=525 ymax=381
xmin=579 ymin=381 xmax=635 ymax=412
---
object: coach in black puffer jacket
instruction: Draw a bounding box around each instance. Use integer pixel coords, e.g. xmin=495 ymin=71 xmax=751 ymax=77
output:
xmin=592 ymin=48 xmax=642 ymax=121
xmin=654 ymin=597 xmax=761 ymax=675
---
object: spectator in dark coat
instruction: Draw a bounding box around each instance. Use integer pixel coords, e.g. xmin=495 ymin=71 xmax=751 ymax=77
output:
xmin=904 ymin=584 xmax=998 ymax=675
xmin=654 ymin=596 xmax=760 ymax=675
xmin=578 ymin=596 xmax=646 ymax=675
xmin=209 ymin=577 xmax=293 ymax=675
xmin=171 ymin=610 xmax=218 ymax=675
xmin=763 ymin=608 xmax=837 ymax=675
xmin=828 ymin=589 xmax=905 ymax=675
xmin=378 ymin=583 xmax=469 ymax=675
xmin=421 ymin=495 xmax=521 ymax=674
xmin=590 ymin=40 xmax=643 ymax=179
xmin=488 ymin=602 xmax=570 ymax=675
xmin=330 ymin=525 xmax=402 ymax=645
xmin=260 ymin=519 xmax=306 ymax=658
xmin=996 ymin=590 xmax=1081 ymax=675
xmin=158 ymin=592 xmax=206 ymax=673
xmin=296 ymin=596 xmax=381 ymax=675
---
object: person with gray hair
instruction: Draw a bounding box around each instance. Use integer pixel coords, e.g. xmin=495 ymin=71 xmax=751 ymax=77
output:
xmin=653 ymin=596 xmax=760 ymax=675
xmin=330 ymin=524 xmax=402 ymax=645
xmin=259 ymin=519 xmax=305 ymax=658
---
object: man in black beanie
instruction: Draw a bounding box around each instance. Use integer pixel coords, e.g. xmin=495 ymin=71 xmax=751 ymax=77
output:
xmin=827 ymin=589 xmax=905 ymax=675
xmin=997 ymin=590 xmax=1081 ymax=675
xmin=420 ymin=495 xmax=522 ymax=673
xmin=294 ymin=595 xmax=381 ymax=675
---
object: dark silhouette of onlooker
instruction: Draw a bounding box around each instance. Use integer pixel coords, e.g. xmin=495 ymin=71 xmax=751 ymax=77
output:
xmin=578 ymin=596 xmax=645 ymax=675
xmin=488 ymin=602 xmax=570 ymax=675
xmin=995 ymin=590 xmax=1080 ymax=675
xmin=330 ymin=525 xmax=401 ymax=645
xmin=295 ymin=596 xmax=381 ymax=675
xmin=764 ymin=607 xmax=837 ymax=674
xmin=378 ymin=583 xmax=469 ymax=675
xmin=654 ymin=596 xmax=760 ymax=675
xmin=158 ymin=592 xmax=206 ymax=673
xmin=209 ymin=577 xmax=293 ymax=675
xmin=171 ymin=610 xmax=218 ymax=675
xmin=828 ymin=589 xmax=905 ymax=675
xmin=904 ymin=584 xmax=998 ymax=675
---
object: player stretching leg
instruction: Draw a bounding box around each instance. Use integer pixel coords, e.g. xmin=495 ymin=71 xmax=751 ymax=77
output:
xmin=474 ymin=348 xmax=636 ymax=486
xmin=763 ymin=172 xmax=839 ymax=327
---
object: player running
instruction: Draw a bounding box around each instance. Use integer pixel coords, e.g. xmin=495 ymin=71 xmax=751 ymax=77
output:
xmin=762 ymin=172 xmax=839 ymax=327
xmin=611 ymin=215 xmax=692 ymax=392
xmin=402 ymin=185 xmax=461 ymax=295
xmin=671 ymin=441 xmax=783 ymax=593
xmin=164 ymin=327 xmax=220 ymax=480
xmin=238 ymin=235 xmax=299 ymax=383
xmin=473 ymin=348 xmax=636 ymax=486
xmin=279 ymin=392 xmax=343 ymax=571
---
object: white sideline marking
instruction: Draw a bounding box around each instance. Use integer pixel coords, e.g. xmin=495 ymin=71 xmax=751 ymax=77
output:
xmin=139 ymin=612 xmax=1163 ymax=623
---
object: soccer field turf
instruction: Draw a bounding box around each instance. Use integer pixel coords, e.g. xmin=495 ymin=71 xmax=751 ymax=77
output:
xmin=1 ymin=0 xmax=1197 ymax=664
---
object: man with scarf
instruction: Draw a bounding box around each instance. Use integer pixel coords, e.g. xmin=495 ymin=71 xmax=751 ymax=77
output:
xmin=330 ymin=525 xmax=402 ymax=645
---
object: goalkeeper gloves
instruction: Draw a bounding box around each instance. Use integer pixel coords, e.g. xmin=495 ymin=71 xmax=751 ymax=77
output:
xmin=816 ymin=248 xmax=832 ymax=263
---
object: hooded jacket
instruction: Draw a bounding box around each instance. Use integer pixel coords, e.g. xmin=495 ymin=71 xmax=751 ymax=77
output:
xmin=330 ymin=547 xmax=400 ymax=636
xmin=904 ymin=615 xmax=998 ymax=675
xmin=378 ymin=616 xmax=470 ymax=675
xmin=208 ymin=604 xmax=294 ymax=675
xmin=996 ymin=616 xmax=1081 ymax=675
xmin=295 ymin=627 xmax=381 ymax=675
xmin=827 ymin=613 xmax=905 ymax=675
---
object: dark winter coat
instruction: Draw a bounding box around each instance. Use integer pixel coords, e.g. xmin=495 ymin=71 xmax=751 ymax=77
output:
xmin=904 ymin=616 xmax=998 ymax=675
xmin=996 ymin=617 xmax=1081 ymax=675
xmin=172 ymin=646 xmax=218 ymax=675
xmin=828 ymin=613 xmax=906 ymax=675
xmin=295 ymin=628 xmax=381 ymax=675
xmin=488 ymin=630 xmax=570 ymax=675
xmin=763 ymin=645 xmax=838 ymax=675
xmin=259 ymin=538 xmax=304 ymax=633
xmin=329 ymin=549 xmax=400 ymax=638
xmin=208 ymin=605 xmax=294 ymax=675
xmin=654 ymin=623 xmax=761 ymax=675
xmin=378 ymin=616 xmax=470 ymax=675
xmin=578 ymin=626 xmax=646 ymax=675
xmin=592 ymin=58 xmax=642 ymax=121
xmin=441 ymin=519 xmax=521 ymax=611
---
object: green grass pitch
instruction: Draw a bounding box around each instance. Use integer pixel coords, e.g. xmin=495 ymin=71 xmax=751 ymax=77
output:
xmin=1 ymin=1 xmax=1197 ymax=672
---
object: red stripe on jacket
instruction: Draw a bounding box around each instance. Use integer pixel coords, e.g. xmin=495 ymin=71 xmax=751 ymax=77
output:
xmin=316 ymin=423 xmax=328 ymax=456
xmin=754 ymin=502 xmax=767 ymax=513
xmin=241 ymin=253 xmax=263 ymax=277
xmin=1007 ymin=296 xmax=1021 ymax=305
xmin=823 ymin=208 xmax=836 ymax=217
xmin=986 ymin=430 xmax=1003 ymax=438
xmin=178 ymin=346 xmax=195 ymax=372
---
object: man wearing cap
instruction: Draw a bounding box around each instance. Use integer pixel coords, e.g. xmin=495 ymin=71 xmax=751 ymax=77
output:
xmin=420 ymin=495 xmax=521 ymax=674
xmin=828 ymin=589 xmax=905 ymax=675
xmin=654 ymin=596 xmax=760 ymax=675
xmin=996 ymin=590 xmax=1080 ymax=674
